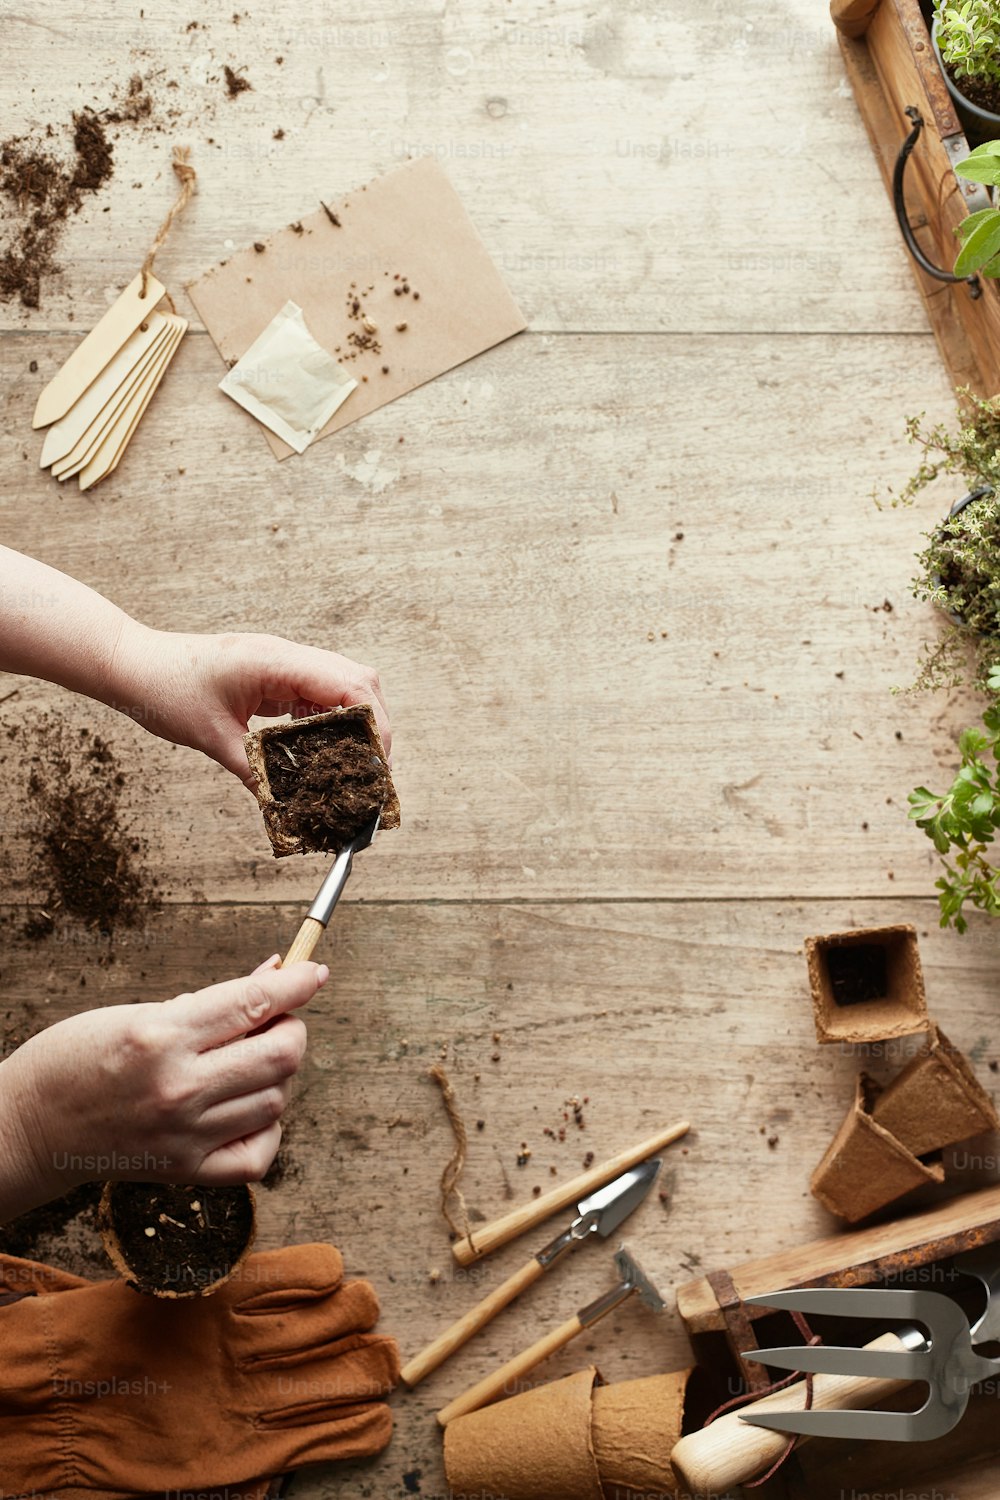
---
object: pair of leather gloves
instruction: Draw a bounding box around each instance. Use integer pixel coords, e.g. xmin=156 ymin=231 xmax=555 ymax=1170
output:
xmin=0 ymin=1243 xmax=399 ymax=1496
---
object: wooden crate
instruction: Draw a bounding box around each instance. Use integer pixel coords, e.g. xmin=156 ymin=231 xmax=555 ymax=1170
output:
xmin=676 ymin=1184 xmax=1000 ymax=1495
xmin=834 ymin=0 xmax=1000 ymax=393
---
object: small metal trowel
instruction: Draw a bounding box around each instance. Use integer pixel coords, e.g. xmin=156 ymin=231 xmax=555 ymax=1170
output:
xmin=401 ymin=1156 xmax=661 ymax=1388
xmin=282 ymin=809 xmax=381 ymax=965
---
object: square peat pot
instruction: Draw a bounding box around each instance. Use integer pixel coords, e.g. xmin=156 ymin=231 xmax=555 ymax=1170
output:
xmin=805 ymin=924 xmax=930 ymax=1046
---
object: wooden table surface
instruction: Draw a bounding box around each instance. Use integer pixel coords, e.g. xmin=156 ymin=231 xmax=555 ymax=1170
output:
xmin=2 ymin=2 xmax=999 ymax=1496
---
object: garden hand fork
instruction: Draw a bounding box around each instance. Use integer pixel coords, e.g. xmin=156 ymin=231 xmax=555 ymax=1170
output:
xmin=739 ymin=1244 xmax=1000 ymax=1443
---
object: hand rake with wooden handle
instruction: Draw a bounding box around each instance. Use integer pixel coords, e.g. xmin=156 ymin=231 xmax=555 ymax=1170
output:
xmin=436 ymin=1245 xmax=665 ymax=1426
xmin=672 ymin=1245 xmax=1000 ymax=1492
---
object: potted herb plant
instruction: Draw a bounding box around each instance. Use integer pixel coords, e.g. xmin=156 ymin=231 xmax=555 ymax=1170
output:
xmin=933 ymin=1 xmax=1000 ymax=144
xmin=881 ymin=390 xmax=1000 ymax=690
xmin=909 ymin=665 xmax=1000 ymax=929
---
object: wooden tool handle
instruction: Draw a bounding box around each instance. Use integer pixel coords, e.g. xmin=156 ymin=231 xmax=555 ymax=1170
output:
xmin=402 ymin=1256 xmax=546 ymax=1388
xmin=830 ymin=0 xmax=881 ymax=37
xmin=283 ymin=917 xmax=325 ymax=966
xmin=437 ymin=1312 xmax=584 ymax=1426
xmin=670 ymin=1331 xmax=914 ymax=1496
xmin=451 ymin=1119 xmax=689 ymax=1267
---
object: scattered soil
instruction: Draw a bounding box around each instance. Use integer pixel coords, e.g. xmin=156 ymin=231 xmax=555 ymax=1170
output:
xmin=262 ymin=720 xmax=389 ymax=855
xmin=542 ymin=1093 xmax=590 ymax=1144
xmin=104 ymin=74 xmax=155 ymax=127
xmin=2 ymin=716 xmax=160 ymax=941
xmin=0 ymin=1181 xmax=106 ymax=1276
xmin=223 ymin=65 xmax=253 ymax=98
xmin=103 ymin=1182 xmax=254 ymax=1294
xmin=0 ymin=110 xmax=114 ymax=307
xmin=827 ymin=944 xmax=888 ymax=1007
xmin=0 ymin=72 xmax=168 ymax=310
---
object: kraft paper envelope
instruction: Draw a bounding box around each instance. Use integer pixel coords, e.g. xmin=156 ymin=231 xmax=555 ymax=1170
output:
xmin=186 ymin=157 xmax=527 ymax=459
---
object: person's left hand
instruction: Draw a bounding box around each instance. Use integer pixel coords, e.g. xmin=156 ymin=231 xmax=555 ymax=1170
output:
xmin=116 ymin=626 xmax=391 ymax=787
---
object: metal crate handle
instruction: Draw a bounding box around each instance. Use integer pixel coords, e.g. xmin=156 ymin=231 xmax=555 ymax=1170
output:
xmin=894 ymin=106 xmax=982 ymax=298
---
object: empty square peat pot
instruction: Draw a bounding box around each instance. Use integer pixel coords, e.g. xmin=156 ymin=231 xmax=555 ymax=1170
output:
xmin=805 ymin=924 xmax=930 ymax=1046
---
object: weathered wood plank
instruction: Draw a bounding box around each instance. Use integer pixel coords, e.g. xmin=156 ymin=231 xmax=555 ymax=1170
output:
xmin=0 ymin=0 xmax=927 ymax=336
xmin=0 ymin=328 xmax=972 ymax=905
xmin=3 ymin=898 xmax=998 ymax=1496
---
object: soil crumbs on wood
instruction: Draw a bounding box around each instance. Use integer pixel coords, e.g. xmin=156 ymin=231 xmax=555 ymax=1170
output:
xmin=0 ymin=1182 xmax=106 ymax=1276
xmin=106 ymin=1183 xmax=253 ymax=1294
xmin=263 ymin=721 xmax=389 ymax=855
xmin=0 ymin=715 xmax=160 ymax=941
xmin=223 ymin=65 xmax=253 ymax=98
xmin=0 ymin=75 xmax=160 ymax=309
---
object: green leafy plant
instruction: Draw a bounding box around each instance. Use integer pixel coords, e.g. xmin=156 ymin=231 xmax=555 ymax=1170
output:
xmin=946 ymin=142 xmax=1000 ymax=277
xmin=910 ymin=665 xmax=1000 ymax=929
xmin=941 ymin=0 xmax=1000 ymax=80
xmin=879 ymin=392 xmax=1000 ymax=690
xmin=936 ymin=1 xmax=1000 ymax=86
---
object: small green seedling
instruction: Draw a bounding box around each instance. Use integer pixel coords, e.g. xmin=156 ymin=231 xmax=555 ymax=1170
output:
xmin=909 ymin=665 xmax=1000 ymax=929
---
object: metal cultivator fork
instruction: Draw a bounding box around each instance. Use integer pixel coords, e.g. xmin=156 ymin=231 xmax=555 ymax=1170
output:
xmin=739 ymin=1246 xmax=1000 ymax=1443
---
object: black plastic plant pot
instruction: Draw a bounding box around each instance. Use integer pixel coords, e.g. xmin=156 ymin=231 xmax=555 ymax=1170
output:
xmin=931 ymin=486 xmax=995 ymax=629
xmin=932 ymin=20 xmax=1000 ymax=147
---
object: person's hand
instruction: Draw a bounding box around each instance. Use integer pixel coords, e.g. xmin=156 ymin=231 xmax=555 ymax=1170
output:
xmin=115 ymin=625 xmax=391 ymax=787
xmin=0 ymin=957 xmax=326 ymax=1223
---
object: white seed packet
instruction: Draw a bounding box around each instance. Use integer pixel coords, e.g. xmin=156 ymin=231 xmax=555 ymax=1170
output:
xmin=219 ymin=300 xmax=357 ymax=454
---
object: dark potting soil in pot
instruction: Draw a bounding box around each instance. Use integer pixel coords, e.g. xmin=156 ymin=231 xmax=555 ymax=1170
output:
xmin=827 ymin=944 xmax=888 ymax=1007
xmin=262 ymin=720 xmax=390 ymax=855
xmin=944 ymin=64 xmax=1000 ymax=119
xmin=107 ymin=1183 xmax=253 ymax=1294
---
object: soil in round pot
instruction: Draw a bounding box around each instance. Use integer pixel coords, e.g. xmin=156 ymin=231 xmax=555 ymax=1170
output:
xmin=932 ymin=18 xmax=1000 ymax=146
xmin=930 ymin=486 xmax=999 ymax=629
xmin=99 ymin=1181 xmax=256 ymax=1297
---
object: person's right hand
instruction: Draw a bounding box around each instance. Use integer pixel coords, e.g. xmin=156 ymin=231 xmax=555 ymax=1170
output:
xmin=0 ymin=958 xmax=326 ymax=1222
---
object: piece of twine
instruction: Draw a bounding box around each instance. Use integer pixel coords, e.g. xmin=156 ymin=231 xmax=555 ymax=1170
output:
xmin=701 ymin=1310 xmax=823 ymax=1487
xmin=428 ymin=1064 xmax=475 ymax=1256
xmin=139 ymin=147 xmax=197 ymax=311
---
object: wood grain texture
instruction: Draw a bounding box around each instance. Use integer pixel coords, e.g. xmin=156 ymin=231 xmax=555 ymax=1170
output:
xmin=0 ymin=328 xmax=972 ymax=906
xmin=2 ymin=899 xmax=999 ymax=1495
xmin=0 ymin=0 xmax=926 ymax=337
xmin=1 ymin=0 xmax=998 ymax=1496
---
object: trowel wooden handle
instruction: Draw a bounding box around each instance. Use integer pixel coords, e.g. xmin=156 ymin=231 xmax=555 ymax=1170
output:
xmin=670 ymin=1331 xmax=914 ymax=1496
xmin=402 ymin=1256 xmax=546 ymax=1389
xmin=282 ymin=917 xmax=325 ymax=965
xmin=452 ymin=1119 xmax=689 ymax=1266
xmin=437 ymin=1312 xmax=584 ymax=1426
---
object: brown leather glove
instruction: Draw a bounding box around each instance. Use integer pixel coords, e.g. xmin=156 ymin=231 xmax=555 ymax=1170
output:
xmin=0 ymin=1243 xmax=399 ymax=1493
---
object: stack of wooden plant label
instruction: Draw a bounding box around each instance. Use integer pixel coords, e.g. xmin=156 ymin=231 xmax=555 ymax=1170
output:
xmin=33 ymin=272 xmax=186 ymax=490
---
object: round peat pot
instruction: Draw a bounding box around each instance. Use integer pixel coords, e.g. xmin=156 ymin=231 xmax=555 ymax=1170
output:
xmin=932 ymin=20 xmax=1000 ymax=147
xmin=99 ymin=1181 xmax=256 ymax=1298
xmin=931 ymin=486 xmax=995 ymax=629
